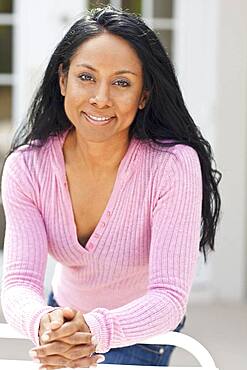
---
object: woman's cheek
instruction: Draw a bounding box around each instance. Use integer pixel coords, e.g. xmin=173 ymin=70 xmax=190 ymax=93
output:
xmin=119 ymin=93 xmax=140 ymax=108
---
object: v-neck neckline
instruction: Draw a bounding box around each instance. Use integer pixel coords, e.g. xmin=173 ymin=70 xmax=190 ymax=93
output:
xmin=55 ymin=127 xmax=140 ymax=254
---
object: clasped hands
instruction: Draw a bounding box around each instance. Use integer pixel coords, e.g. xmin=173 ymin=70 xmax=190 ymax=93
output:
xmin=29 ymin=307 xmax=105 ymax=369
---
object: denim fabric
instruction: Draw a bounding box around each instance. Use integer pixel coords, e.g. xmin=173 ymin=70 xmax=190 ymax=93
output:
xmin=47 ymin=291 xmax=60 ymax=307
xmin=47 ymin=291 xmax=186 ymax=366
xmin=102 ymin=316 xmax=186 ymax=367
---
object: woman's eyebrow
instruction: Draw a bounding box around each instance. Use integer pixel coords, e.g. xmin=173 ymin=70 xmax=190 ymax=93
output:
xmin=75 ymin=63 xmax=137 ymax=76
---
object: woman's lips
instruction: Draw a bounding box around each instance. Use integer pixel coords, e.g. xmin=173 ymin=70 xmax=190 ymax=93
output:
xmin=83 ymin=112 xmax=115 ymax=126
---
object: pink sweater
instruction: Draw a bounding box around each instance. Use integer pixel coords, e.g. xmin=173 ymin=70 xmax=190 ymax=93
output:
xmin=1 ymin=128 xmax=202 ymax=353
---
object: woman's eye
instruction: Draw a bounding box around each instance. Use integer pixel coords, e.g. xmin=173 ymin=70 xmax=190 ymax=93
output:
xmin=78 ymin=74 xmax=129 ymax=87
xmin=114 ymin=80 xmax=130 ymax=87
xmin=79 ymin=73 xmax=94 ymax=81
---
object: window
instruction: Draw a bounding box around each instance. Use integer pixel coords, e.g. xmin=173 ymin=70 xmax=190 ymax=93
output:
xmin=0 ymin=0 xmax=13 ymax=13
xmin=122 ymin=0 xmax=141 ymax=14
xmin=153 ymin=0 xmax=172 ymax=18
xmin=87 ymin=0 xmax=174 ymax=58
xmin=0 ymin=0 xmax=14 ymax=149
xmin=88 ymin=0 xmax=110 ymax=10
xmin=0 ymin=0 xmax=14 ymax=249
xmin=143 ymin=0 xmax=174 ymax=59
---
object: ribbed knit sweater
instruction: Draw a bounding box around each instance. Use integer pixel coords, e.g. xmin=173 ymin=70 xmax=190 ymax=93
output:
xmin=1 ymin=128 xmax=202 ymax=353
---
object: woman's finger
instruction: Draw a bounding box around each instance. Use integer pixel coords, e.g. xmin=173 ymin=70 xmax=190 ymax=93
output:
xmin=40 ymin=313 xmax=51 ymax=333
xmin=34 ymin=332 xmax=93 ymax=356
xmin=48 ymin=309 xmax=66 ymax=330
xmin=41 ymin=321 xmax=77 ymax=343
xmin=62 ymin=306 xmax=76 ymax=321
xmin=69 ymin=354 xmax=105 ymax=368
xmin=39 ymin=367 xmax=65 ymax=370
xmin=41 ymin=311 xmax=89 ymax=343
xmin=30 ymin=339 xmax=95 ymax=359
xmin=37 ymin=354 xmax=69 ymax=367
xmin=39 ymin=366 xmax=66 ymax=370
xmin=39 ymin=308 xmax=73 ymax=345
xmin=37 ymin=354 xmax=105 ymax=369
xmin=30 ymin=341 xmax=72 ymax=358
xmin=63 ymin=343 xmax=96 ymax=361
xmin=33 ymin=342 xmax=95 ymax=361
xmin=55 ymin=331 xmax=93 ymax=346
xmin=39 ymin=314 xmax=51 ymax=345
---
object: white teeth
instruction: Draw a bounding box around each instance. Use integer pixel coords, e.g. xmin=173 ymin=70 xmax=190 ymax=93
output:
xmin=87 ymin=114 xmax=112 ymax=121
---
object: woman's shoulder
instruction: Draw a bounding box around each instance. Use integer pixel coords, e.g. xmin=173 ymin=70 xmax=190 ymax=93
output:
xmin=139 ymin=138 xmax=200 ymax=168
xmin=2 ymin=133 xmax=59 ymax=180
xmin=166 ymin=142 xmax=201 ymax=169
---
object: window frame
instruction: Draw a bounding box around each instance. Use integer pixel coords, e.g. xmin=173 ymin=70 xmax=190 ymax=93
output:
xmin=0 ymin=8 xmax=15 ymax=124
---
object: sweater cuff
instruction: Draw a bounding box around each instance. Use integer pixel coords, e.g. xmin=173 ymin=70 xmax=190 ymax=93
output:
xmin=83 ymin=311 xmax=109 ymax=354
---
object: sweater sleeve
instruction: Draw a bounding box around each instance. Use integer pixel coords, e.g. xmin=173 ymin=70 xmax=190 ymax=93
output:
xmin=84 ymin=145 xmax=203 ymax=353
xmin=1 ymin=151 xmax=57 ymax=345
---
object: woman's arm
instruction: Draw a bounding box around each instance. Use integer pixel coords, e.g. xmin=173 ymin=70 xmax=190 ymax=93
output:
xmin=81 ymin=144 xmax=203 ymax=353
xmin=1 ymin=151 xmax=101 ymax=368
xmin=26 ymin=144 xmax=202 ymax=357
xmin=1 ymin=150 xmax=58 ymax=345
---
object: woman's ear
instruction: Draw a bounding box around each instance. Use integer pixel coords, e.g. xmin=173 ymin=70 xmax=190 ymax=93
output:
xmin=58 ymin=64 xmax=67 ymax=97
xmin=139 ymin=89 xmax=150 ymax=110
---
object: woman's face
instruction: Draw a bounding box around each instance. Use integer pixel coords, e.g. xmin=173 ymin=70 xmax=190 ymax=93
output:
xmin=59 ymin=32 xmax=148 ymax=143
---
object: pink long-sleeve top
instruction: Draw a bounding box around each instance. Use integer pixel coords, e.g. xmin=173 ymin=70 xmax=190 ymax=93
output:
xmin=1 ymin=127 xmax=202 ymax=353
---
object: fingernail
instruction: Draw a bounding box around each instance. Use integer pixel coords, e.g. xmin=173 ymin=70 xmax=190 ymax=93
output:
xmin=28 ymin=350 xmax=37 ymax=358
xmin=91 ymin=336 xmax=98 ymax=346
xmin=96 ymin=355 xmax=105 ymax=363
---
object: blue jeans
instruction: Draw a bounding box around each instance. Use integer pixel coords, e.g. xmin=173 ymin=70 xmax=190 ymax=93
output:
xmin=48 ymin=291 xmax=186 ymax=366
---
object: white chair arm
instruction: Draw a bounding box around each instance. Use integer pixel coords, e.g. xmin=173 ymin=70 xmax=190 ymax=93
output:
xmin=0 ymin=323 xmax=27 ymax=339
xmin=138 ymin=331 xmax=217 ymax=368
xmin=0 ymin=324 xmax=218 ymax=369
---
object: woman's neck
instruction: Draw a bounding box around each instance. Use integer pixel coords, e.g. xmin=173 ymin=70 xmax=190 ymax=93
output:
xmin=63 ymin=128 xmax=130 ymax=177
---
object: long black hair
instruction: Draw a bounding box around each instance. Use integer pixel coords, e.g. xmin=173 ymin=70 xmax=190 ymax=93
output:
xmin=2 ymin=5 xmax=222 ymax=262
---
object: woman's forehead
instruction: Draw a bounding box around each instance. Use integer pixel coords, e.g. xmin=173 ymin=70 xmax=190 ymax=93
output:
xmin=70 ymin=33 xmax=143 ymax=73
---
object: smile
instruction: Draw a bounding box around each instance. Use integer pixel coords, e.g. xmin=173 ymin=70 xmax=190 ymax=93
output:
xmin=83 ymin=112 xmax=115 ymax=126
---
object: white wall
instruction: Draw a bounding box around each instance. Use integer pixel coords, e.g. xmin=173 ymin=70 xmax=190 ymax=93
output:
xmin=174 ymin=0 xmax=218 ymax=301
xmin=174 ymin=0 xmax=247 ymax=302
xmin=211 ymin=0 xmax=247 ymax=301
xmin=14 ymin=0 xmax=87 ymax=127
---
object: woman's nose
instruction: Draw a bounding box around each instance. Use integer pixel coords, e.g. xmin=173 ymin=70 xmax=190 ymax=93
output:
xmin=89 ymin=83 xmax=112 ymax=108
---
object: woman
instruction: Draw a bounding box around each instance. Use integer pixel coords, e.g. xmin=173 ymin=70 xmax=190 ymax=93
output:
xmin=1 ymin=5 xmax=222 ymax=369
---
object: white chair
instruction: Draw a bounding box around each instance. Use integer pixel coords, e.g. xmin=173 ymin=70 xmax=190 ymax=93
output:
xmin=0 ymin=323 xmax=219 ymax=369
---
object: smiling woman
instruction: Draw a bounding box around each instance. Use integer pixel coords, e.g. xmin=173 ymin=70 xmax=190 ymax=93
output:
xmin=0 ymin=5 xmax=221 ymax=369
xmin=58 ymin=32 xmax=148 ymax=150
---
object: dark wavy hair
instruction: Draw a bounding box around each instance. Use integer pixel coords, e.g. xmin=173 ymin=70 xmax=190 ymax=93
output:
xmin=2 ymin=5 xmax=222 ymax=262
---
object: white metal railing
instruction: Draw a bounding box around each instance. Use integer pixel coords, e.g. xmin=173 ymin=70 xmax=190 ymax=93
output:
xmin=0 ymin=14 xmax=16 ymax=25
xmin=0 ymin=323 xmax=219 ymax=369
